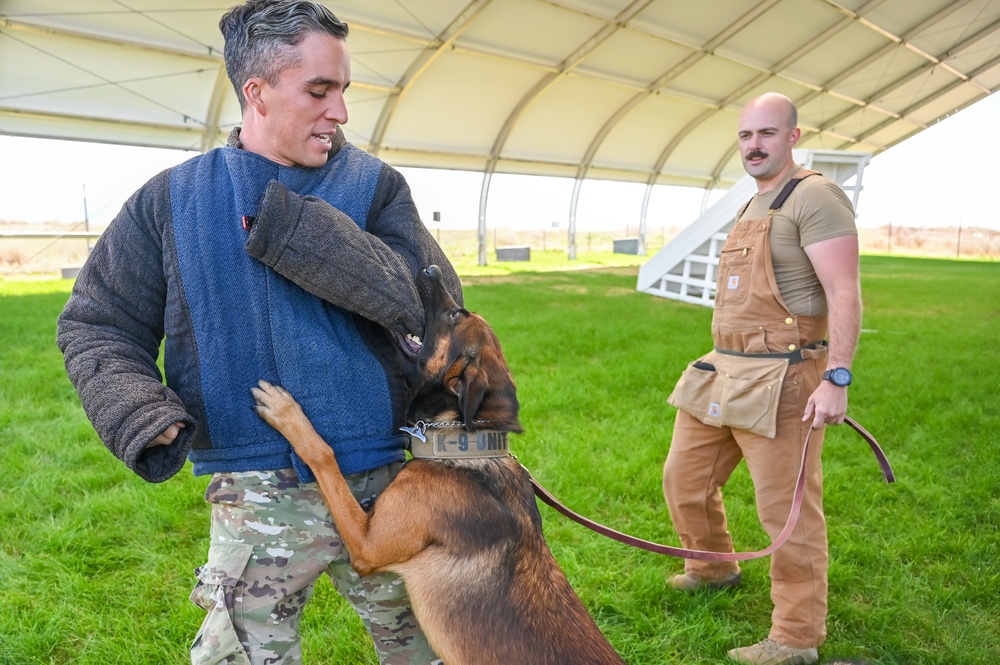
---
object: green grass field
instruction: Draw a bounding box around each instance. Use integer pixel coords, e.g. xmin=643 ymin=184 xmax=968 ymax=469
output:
xmin=1 ymin=255 xmax=998 ymax=664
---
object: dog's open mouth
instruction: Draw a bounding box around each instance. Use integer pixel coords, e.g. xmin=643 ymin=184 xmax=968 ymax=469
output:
xmin=394 ymin=332 xmax=423 ymax=359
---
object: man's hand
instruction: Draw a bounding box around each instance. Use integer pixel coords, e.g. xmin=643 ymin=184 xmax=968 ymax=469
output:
xmin=803 ymin=234 xmax=860 ymax=431
xmin=802 ymin=381 xmax=848 ymax=429
xmin=148 ymin=421 xmax=186 ymax=447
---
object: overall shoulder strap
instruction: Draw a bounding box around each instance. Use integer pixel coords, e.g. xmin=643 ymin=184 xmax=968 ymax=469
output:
xmin=737 ymin=197 xmax=754 ymax=220
xmin=737 ymin=170 xmax=820 ymax=221
xmin=770 ymin=170 xmax=820 ymax=212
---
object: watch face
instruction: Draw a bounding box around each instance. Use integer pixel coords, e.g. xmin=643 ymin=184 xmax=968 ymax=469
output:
xmin=831 ymin=368 xmax=852 ymax=386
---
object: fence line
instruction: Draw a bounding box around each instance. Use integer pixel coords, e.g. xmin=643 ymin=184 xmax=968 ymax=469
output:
xmin=1 ymin=224 xmax=997 ymax=277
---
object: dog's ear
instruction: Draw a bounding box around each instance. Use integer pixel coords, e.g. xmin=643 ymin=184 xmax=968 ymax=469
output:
xmin=458 ymin=364 xmax=489 ymax=430
xmin=443 ymin=352 xmax=489 ymax=429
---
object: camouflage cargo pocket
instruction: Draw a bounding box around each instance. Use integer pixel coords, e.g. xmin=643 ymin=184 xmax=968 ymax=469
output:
xmin=190 ymin=542 xmax=254 ymax=664
xmin=190 ymin=542 xmax=254 ymax=610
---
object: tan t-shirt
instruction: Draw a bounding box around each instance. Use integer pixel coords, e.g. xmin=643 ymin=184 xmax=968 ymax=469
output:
xmin=737 ymin=166 xmax=857 ymax=317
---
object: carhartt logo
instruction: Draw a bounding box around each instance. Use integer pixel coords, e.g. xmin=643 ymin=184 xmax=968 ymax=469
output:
xmin=727 ymin=276 xmax=740 ymax=290
xmin=708 ymin=402 xmax=721 ymax=417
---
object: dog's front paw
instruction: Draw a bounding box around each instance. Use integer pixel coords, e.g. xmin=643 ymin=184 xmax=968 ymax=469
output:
xmin=251 ymin=380 xmax=306 ymax=436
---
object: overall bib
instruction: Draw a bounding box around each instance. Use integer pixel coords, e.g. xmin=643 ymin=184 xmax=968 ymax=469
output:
xmin=663 ymin=174 xmax=830 ymax=648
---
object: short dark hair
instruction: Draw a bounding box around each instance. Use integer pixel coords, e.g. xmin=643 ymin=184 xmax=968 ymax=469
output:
xmin=219 ymin=0 xmax=349 ymax=108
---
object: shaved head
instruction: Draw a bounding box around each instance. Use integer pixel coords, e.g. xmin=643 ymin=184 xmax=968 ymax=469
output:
xmin=742 ymin=93 xmax=797 ymax=129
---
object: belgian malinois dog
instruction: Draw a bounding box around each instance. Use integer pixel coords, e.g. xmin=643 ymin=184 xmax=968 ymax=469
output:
xmin=252 ymin=265 xmax=625 ymax=665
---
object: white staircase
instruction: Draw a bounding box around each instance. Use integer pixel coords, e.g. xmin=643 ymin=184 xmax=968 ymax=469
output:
xmin=637 ymin=150 xmax=871 ymax=306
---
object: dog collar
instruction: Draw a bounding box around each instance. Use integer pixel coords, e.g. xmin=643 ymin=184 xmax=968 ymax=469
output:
xmin=404 ymin=424 xmax=510 ymax=459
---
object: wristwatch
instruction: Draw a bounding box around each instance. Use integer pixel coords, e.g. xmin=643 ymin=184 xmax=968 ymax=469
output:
xmin=823 ymin=367 xmax=853 ymax=387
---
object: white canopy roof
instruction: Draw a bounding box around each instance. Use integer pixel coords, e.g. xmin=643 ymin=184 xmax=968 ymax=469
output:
xmin=2 ymin=0 xmax=999 ymax=191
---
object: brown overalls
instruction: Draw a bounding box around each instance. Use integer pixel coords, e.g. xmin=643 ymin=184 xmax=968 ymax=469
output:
xmin=663 ymin=174 xmax=830 ymax=648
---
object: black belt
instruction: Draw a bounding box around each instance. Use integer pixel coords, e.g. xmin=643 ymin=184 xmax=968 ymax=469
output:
xmin=713 ymin=341 xmax=828 ymax=365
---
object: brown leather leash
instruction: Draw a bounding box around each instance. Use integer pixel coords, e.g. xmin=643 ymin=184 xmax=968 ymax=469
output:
xmin=527 ymin=416 xmax=894 ymax=561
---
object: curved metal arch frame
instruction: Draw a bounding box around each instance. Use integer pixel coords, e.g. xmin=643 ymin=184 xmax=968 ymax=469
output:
xmin=2 ymin=1 xmax=998 ymax=266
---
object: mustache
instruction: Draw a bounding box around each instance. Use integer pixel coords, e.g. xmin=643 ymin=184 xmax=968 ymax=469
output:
xmin=746 ymin=150 xmax=768 ymax=160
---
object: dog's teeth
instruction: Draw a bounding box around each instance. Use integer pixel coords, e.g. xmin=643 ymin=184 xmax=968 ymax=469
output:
xmin=408 ymin=335 xmax=422 ymax=345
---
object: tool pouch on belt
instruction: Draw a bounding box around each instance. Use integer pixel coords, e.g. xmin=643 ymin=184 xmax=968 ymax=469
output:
xmin=667 ymin=350 xmax=789 ymax=438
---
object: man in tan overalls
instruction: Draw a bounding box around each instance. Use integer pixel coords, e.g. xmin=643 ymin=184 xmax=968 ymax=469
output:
xmin=662 ymin=93 xmax=862 ymax=665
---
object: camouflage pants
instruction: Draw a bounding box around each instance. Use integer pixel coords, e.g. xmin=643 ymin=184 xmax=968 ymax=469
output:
xmin=189 ymin=465 xmax=441 ymax=665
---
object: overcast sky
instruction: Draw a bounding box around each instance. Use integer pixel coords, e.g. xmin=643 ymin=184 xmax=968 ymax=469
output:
xmin=1 ymin=92 xmax=997 ymax=231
